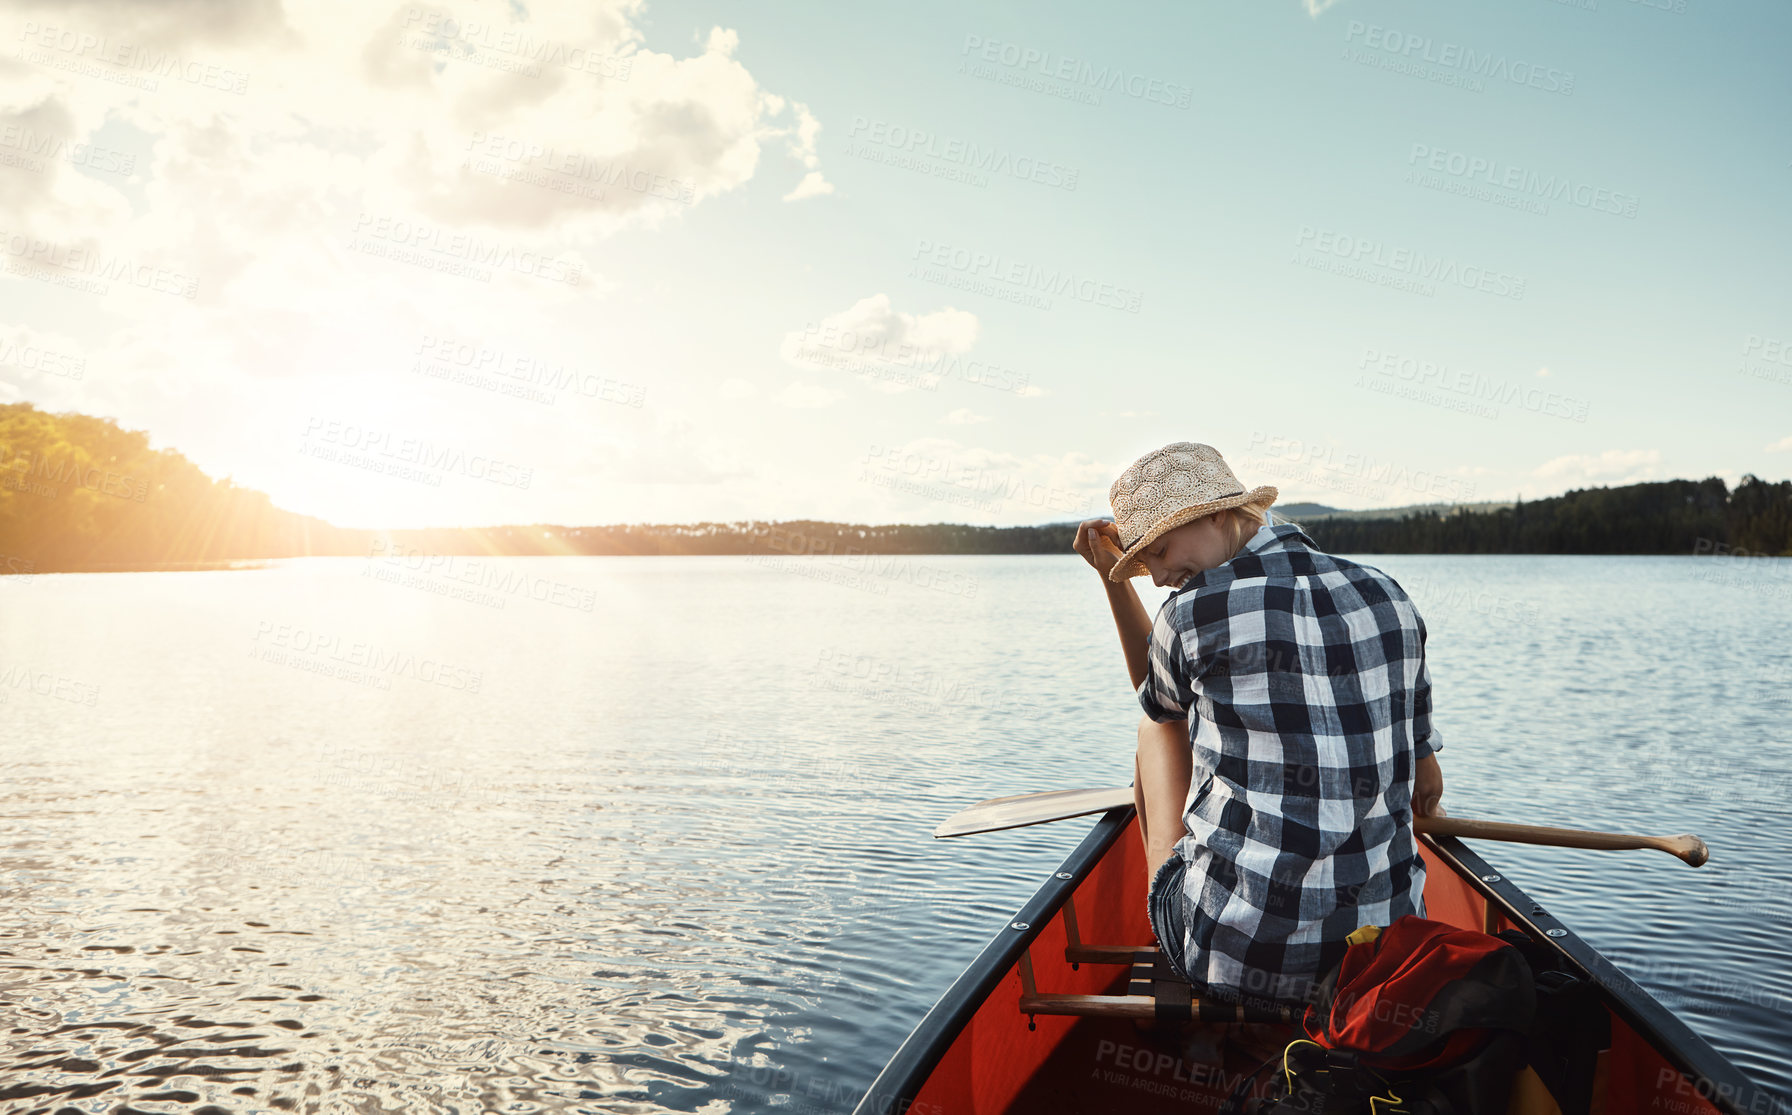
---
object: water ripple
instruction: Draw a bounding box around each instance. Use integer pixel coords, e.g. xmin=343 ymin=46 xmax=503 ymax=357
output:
xmin=0 ymin=554 xmax=1787 ymax=1111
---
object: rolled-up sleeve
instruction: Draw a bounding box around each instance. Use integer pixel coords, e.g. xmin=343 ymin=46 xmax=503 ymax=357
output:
xmin=1412 ymin=614 xmax=1442 ymax=759
xmin=1137 ymin=599 xmax=1195 ymax=723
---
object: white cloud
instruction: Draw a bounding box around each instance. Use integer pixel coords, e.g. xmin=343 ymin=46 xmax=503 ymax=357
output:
xmin=1767 ymin=436 xmax=1792 ymax=452
xmin=943 ymin=408 xmax=987 ymax=425
xmin=778 ymin=381 xmax=843 ymax=409
xmin=0 ymin=0 xmax=835 ymax=525
xmin=859 ymin=437 xmax=1112 ymax=523
xmin=575 ymin=409 xmax=747 ymax=486
xmin=1536 ymin=366 xmax=1552 ymax=378
xmin=783 ymin=170 xmax=834 ymax=201
xmin=719 ymin=378 xmax=757 ymax=400
xmin=0 ymin=321 xmax=91 ymax=407
xmin=778 ymin=101 xmax=832 ymax=201
xmin=779 ymin=293 xmax=978 ymax=392
xmin=0 ymin=1 xmax=829 ymax=321
xmin=1303 ymin=0 xmax=1347 ymax=15
xmin=1533 ymin=449 xmax=1662 ymax=485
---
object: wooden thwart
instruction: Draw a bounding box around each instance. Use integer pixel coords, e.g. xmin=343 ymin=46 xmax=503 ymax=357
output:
xmin=1018 ymin=950 xmax=1295 ymax=1025
xmin=1019 ymin=897 xmax=1295 ymax=1026
xmin=1061 ymin=895 xmax=1158 ymax=966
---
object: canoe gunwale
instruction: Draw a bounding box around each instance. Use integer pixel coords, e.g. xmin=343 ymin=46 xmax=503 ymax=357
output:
xmin=851 ymin=805 xmax=1132 ymax=1115
xmin=1418 ymin=832 xmax=1774 ymax=1115
xmin=851 ymin=808 xmax=1778 ymax=1115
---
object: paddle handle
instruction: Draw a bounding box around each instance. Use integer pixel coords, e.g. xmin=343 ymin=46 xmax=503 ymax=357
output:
xmin=1417 ymin=814 xmax=1709 ymax=867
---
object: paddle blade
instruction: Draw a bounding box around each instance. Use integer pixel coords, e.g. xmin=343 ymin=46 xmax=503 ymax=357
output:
xmin=933 ymin=786 xmax=1134 ymax=838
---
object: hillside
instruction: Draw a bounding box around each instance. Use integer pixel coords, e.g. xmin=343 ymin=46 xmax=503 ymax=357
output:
xmin=0 ymin=403 xmax=364 ymax=571
xmin=3 ymin=405 xmax=1789 ymax=570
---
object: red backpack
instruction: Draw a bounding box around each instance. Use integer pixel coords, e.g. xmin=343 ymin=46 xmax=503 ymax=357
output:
xmin=1224 ymin=916 xmax=1537 ymax=1115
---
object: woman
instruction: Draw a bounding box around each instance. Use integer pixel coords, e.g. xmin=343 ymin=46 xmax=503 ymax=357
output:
xmin=1072 ymin=441 xmax=1446 ymax=1015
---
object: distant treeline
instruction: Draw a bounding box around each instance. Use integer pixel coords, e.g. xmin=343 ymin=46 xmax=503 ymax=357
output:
xmin=3 ymin=404 xmax=1790 ymax=572
xmin=1298 ymin=477 xmax=1792 ymax=557
xmin=384 ymin=520 xmax=1085 ymax=557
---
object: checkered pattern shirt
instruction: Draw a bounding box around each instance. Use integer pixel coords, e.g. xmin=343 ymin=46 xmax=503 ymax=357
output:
xmin=1138 ymin=521 xmax=1442 ymax=1007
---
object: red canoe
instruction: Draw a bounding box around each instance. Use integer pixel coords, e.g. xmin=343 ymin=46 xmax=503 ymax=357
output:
xmin=853 ymin=806 xmax=1775 ymax=1115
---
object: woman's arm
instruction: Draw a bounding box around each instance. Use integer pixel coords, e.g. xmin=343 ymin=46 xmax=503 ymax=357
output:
xmin=1074 ymin=520 xmax=1154 ymax=690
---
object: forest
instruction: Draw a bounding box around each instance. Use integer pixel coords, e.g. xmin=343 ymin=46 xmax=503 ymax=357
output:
xmin=1300 ymin=476 xmax=1792 ymax=557
xmin=3 ymin=403 xmax=1789 ymax=572
xmin=0 ymin=403 xmax=363 ymax=571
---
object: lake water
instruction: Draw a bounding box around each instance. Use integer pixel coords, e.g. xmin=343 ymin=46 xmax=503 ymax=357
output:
xmin=2 ymin=551 xmax=1789 ymax=1113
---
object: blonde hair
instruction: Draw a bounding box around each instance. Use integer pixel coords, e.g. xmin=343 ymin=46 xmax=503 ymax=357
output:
xmin=1218 ymin=500 xmax=1273 ymax=558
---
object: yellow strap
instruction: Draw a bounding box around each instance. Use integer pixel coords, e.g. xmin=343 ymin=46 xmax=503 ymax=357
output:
xmin=1346 ymin=923 xmax=1383 ymax=947
xmin=1369 ymin=1087 xmax=1407 ymax=1114
xmin=1283 ymin=1039 xmax=1324 ymax=1095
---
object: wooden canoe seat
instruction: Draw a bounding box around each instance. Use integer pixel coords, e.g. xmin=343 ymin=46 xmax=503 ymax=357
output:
xmin=1017 ymin=897 xmax=1297 ymax=1026
xmin=1060 ymin=897 xmax=1157 ymax=966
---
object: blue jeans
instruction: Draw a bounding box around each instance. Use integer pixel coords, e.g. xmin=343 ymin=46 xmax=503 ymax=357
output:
xmin=1148 ymin=851 xmax=1356 ymax=1008
xmin=1146 ymin=853 xmax=1196 ymax=985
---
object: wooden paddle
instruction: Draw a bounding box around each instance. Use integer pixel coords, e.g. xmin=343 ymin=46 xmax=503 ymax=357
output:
xmin=934 ymin=785 xmax=1710 ymax=867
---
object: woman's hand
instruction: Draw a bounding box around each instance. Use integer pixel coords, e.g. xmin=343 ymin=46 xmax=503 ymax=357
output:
xmin=1413 ymin=753 xmax=1444 ymax=818
xmin=1080 ymin=518 xmax=1153 ymax=688
xmin=1073 ymin=519 xmax=1125 ymax=579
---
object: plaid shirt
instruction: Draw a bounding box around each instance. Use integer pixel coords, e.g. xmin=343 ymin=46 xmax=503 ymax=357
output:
xmin=1138 ymin=521 xmax=1442 ymax=1006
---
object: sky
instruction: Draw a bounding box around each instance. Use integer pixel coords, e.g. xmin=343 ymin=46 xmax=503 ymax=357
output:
xmin=1 ymin=0 xmax=1788 ymax=529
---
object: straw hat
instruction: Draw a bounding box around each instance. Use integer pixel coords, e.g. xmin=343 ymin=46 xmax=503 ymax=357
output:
xmin=1106 ymin=442 xmax=1277 ymax=582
